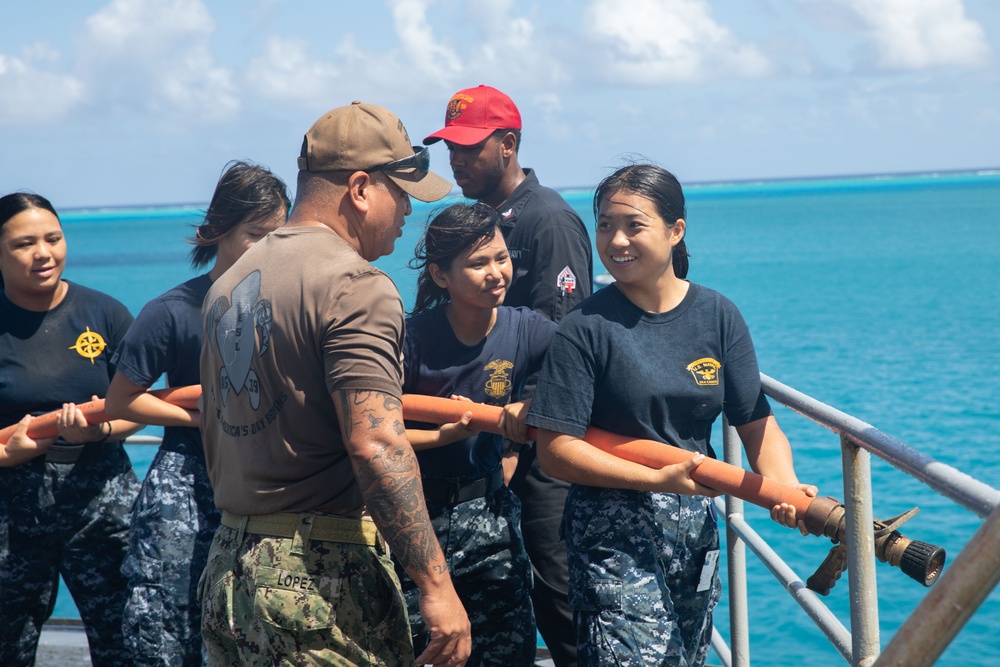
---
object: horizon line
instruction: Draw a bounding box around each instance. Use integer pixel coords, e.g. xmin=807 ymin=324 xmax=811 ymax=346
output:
xmin=58 ymin=165 xmax=1000 ymax=213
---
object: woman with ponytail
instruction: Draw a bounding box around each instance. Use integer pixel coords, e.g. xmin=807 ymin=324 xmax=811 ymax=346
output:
xmin=400 ymin=202 xmax=556 ymax=665
xmin=526 ymin=164 xmax=817 ymax=667
xmin=105 ymin=160 xmax=289 ymax=667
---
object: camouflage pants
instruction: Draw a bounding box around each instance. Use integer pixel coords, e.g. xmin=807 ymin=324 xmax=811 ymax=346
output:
xmin=122 ymin=449 xmax=221 ymax=666
xmin=397 ymin=484 xmax=536 ymax=667
xmin=565 ymin=487 xmax=721 ymax=667
xmin=200 ymin=512 xmax=413 ymax=666
xmin=0 ymin=442 xmax=140 ymax=667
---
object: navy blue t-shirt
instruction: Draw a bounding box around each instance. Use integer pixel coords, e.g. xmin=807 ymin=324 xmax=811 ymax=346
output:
xmin=0 ymin=282 xmax=133 ymax=441
xmin=403 ymin=305 xmax=557 ymax=479
xmin=527 ymin=282 xmax=771 ymax=459
xmin=111 ymin=274 xmax=211 ymax=459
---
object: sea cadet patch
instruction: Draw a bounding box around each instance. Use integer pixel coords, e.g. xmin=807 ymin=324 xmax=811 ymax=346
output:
xmin=686 ymin=358 xmax=722 ymax=386
xmin=69 ymin=326 xmax=107 ymax=364
xmin=484 ymin=359 xmax=514 ymax=400
xmin=557 ymin=266 xmax=577 ymax=296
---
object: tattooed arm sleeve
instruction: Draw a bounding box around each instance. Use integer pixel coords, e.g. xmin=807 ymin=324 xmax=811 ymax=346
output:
xmin=333 ymin=388 xmax=450 ymax=584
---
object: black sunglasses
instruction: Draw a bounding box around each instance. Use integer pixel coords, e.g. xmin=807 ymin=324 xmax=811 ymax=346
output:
xmin=367 ymin=146 xmax=430 ymax=175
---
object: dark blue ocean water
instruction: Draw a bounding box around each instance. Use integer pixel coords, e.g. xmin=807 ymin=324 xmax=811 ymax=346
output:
xmin=52 ymin=170 xmax=999 ymax=665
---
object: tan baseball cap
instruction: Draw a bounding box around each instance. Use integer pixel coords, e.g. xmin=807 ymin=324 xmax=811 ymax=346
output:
xmin=297 ymin=101 xmax=453 ymax=202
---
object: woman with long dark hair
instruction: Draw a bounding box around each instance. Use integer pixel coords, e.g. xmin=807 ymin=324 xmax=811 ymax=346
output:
xmin=105 ymin=160 xmax=289 ymax=666
xmin=527 ymin=164 xmax=817 ymax=667
xmin=400 ymin=202 xmax=556 ymax=665
xmin=0 ymin=191 xmax=141 ymax=667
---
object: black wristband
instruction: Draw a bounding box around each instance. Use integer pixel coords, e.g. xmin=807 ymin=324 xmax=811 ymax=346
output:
xmin=503 ymin=440 xmax=528 ymax=454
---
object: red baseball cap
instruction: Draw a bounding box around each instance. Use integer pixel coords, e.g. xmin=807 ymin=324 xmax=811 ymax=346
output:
xmin=423 ymin=85 xmax=522 ymax=146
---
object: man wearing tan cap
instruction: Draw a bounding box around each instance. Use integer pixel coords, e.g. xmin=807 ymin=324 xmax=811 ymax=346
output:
xmin=425 ymin=85 xmax=592 ymax=667
xmin=199 ymin=101 xmax=471 ymax=666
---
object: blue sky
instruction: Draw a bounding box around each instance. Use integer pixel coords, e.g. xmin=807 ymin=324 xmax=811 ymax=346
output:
xmin=1 ymin=0 xmax=998 ymax=208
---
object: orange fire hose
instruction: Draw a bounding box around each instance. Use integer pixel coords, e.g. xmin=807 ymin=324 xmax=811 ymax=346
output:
xmin=4 ymin=387 xmax=807 ymax=514
xmin=0 ymin=385 xmax=201 ymax=444
xmin=400 ymin=393 xmax=819 ymax=517
xmin=3 ymin=386 xmax=943 ymax=588
xmin=1 ymin=387 xmax=812 ymax=517
xmin=401 ymin=394 xmax=946 ymax=589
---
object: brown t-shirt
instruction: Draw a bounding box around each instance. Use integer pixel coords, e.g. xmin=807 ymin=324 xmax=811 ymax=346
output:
xmin=200 ymin=226 xmax=404 ymax=516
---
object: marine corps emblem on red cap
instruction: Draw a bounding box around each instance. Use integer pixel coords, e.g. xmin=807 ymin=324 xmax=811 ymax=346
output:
xmin=447 ymin=97 xmax=467 ymax=121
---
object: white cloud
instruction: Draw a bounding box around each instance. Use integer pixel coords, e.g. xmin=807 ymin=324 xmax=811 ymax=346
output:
xmin=0 ymin=50 xmax=86 ymax=125
xmin=451 ymin=0 xmax=569 ymax=88
xmin=244 ymin=36 xmax=342 ymax=106
xmin=583 ymin=0 xmax=772 ymax=84
xmin=79 ymin=0 xmax=239 ymax=121
xmin=241 ymin=0 xmax=569 ymax=108
xmin=242 ymin=0 xmax=461 ymax=107
xmin=380 ymin=0 xmax=564 ymax=94
xmin=390 ymin=0 xmax=462 ymax=81
xmin=833 ymin=0 xmax=992 ymax=70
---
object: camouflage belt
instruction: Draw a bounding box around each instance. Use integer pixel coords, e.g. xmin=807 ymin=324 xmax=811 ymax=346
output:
xmin=221 ymin=511 xmax=379 ymax=546
xmin=421 ymin=467 xmax=504 ymax=505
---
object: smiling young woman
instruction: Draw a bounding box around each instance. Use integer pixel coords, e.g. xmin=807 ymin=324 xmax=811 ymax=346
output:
xmin=0 ymin=191 xmax=142 ymax=667
xmin=399 ymin=202 xmax=558 ymax=665
xmin=526 ymin=164 xmax=816 ymax=667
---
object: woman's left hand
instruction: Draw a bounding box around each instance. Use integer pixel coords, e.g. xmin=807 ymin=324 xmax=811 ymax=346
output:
xmin=56 ymin=397 xmax=106 ymax=443
xmin=770 ymin=483 xmax=819 ymax=535
xmin=1 ymin=415 xmax=58 ymax=466
xmin=498 ymin=399 xmax=531 ymax=444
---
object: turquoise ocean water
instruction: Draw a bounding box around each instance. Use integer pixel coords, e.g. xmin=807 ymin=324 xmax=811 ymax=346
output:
xmin=50 ymin=170 xmax=999 ymax=665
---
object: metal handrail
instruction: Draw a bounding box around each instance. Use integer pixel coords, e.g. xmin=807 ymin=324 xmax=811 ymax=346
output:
xmin=711 ymin=373 xmax=1000 ymax=667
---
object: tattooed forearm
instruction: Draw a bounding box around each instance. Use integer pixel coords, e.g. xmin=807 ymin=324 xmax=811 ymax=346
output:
xmin=340 ymin=389 xmax=445 ymax=578
xmin=356 ymin=441 xmax=442 ymax=574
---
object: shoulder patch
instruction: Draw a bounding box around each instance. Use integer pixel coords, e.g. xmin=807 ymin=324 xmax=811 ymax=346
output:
xmin=557 ymin=266 xmax=577 ymax=296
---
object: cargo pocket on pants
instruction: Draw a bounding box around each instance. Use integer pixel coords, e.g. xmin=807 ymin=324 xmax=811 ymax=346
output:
xmin=253 ymin=566 xmax=342 ymax=632
xmin=569 ymin=578 xmax=622 ymax=612
xmin=122 ymin=556 xmax=164 ymax=657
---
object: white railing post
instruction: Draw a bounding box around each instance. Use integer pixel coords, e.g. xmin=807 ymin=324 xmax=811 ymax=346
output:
xmin=723 ymin=418 xmax=750 ymax=667
xmin=841 ymin=435 xmax=881 ymax=666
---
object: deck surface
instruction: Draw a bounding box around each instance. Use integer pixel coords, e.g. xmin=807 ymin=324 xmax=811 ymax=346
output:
xmin=37 ymin=621 xmax=557 ymax=666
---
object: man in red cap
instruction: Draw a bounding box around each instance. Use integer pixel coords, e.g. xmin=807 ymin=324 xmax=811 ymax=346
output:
xmin=425 ymin=85 xmax=593 ymax=667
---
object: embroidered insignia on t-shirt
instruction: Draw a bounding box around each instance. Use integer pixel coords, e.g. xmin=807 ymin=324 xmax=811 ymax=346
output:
xmin=557 ymin=266 xmax=577 ymax=296
xmin=686 ymin=358 xmax=722 ymax=386
xmin=484 ymin=359 xmax=514 ymax=400
xmin=68 ymin=327 xmax=107 ymax=364
xmin=500 ymin=207 xmax=514 ymax=220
